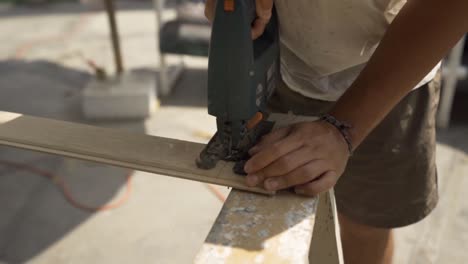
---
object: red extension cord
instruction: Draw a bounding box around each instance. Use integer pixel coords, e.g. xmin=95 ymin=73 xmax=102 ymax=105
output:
xmin=0 ymin=160 xmax=226 ymax=213
xmin=0 ymin=160 xmax=133 ymax=212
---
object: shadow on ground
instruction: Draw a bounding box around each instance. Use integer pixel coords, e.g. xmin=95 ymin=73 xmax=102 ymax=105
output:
xmin=0 ymin=59 xmax=144 ymax=263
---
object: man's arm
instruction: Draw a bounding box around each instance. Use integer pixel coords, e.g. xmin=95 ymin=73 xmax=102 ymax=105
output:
xmin=244 ymin=0 xmax=468 ymax=195
xmin=331 ymin=0 xmax=468 ymax=148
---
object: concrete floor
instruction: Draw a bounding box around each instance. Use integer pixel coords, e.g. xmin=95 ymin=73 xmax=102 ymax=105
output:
xmin=0 ymin=1 xmax=467 ymax=263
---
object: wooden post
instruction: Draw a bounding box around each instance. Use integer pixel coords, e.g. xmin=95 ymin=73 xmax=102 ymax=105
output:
xmin=103 ymin=0 xmax=124 ymax=74
xmin=195 ymin=190 xmax=319 ymax=263
xmin=309 ymin=190 xmax=344 ymax=263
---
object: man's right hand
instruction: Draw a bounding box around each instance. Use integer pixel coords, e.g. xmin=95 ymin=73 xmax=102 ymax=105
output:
xmin=204 ymin=0 xmax=273 ymax=39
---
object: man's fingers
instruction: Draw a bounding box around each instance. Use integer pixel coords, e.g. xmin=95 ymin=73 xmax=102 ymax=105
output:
xmin=251 ymin=18 xmax=268 ymax=39
xmin=246 ymin=170 xmax=266 ymax=187
xmin=249 ymin=126 xmax=291 ymax=155
xmin=260 ymin=146 xmax=318 ymax=177
xmin=252 ymin=0 xmax=273 ymax=39
xmin=294 ymin=171 xmax=338 ymax=196
xmin=256 ymin=0 xmax=273 ymax=22
xmin=246 ymin=147 xmax=318 ymax=188
xmin=263 ymin=160 xmax=328 ymax=191
xmin=205 ymin=0 xmax=272 ymax=39
xmin=245 ymin=131 xmax=303 ymax=174
xmin=204 ymin=0 xmax=216 ymax=22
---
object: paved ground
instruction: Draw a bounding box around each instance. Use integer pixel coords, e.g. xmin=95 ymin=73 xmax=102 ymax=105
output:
xmin=0 ymin=1 xmax=467 ymax=263
xmin=394 ymin=134 xmax=468 ymax=264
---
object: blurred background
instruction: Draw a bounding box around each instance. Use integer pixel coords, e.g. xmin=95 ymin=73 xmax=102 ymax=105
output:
xmin=0 ymin=0 xmax=466 ymax=263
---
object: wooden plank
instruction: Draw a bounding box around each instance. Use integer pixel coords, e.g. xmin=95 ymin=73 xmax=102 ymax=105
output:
xmin=196 ymin=114 xmax=342 ymax=263
xmin=0 ymin=111 xmax=270 ymax=194
xmin=195 ymin=190 xmax=319 ymax=264
xmin=309 ymin=190 xmax=343 ymax=263
xmin=195 ymin=190 xmax=342 ymax=264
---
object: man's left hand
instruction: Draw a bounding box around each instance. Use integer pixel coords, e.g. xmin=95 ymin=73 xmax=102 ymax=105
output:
xmin=244 ymin=121 xmax=350 ymax=196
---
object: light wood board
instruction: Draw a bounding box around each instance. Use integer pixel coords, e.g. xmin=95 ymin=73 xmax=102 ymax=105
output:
xmin=195 ymin=190 xmax=319 ymax=264
xmin=0 ymin=111 xmax=270 ymax=194
xmin=309 ymin=190 xmax=344 ymax=264
xmin=195 ymin=190 xmax=343 ymax=264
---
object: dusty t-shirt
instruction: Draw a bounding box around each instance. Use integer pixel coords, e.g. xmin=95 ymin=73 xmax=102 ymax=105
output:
xmin=275 ymin=0 xmax=441 ymax=101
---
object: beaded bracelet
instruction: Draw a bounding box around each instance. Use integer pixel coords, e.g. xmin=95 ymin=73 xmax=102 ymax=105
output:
xmin=319 ymin=114 xmax=354 ymax=156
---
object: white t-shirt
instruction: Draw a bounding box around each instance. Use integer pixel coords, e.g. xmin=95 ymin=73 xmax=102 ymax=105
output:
xmin=275 ymin=0 xmax=441 ymax=101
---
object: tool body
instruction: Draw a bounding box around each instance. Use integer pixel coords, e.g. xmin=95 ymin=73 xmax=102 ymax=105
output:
xmin=196 ymin=0 xmax=280 ymax=173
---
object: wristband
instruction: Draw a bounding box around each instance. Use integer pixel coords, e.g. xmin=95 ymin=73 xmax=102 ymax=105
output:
xmin=319 ymin=114 xmax=354 ymax=156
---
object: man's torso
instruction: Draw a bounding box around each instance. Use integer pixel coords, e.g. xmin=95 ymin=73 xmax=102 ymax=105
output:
xmin=274 ymin=0 xmax=439 ymax=101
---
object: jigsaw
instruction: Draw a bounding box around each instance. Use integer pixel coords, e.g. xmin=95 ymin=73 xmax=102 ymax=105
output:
xmin=196 ymin=0 xmax=280 ymax=174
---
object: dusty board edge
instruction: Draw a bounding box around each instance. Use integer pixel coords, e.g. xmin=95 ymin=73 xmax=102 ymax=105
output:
xmin=195 ymin=190 xmax=325 ymax=263
xmin=309 ymin=190 xmax=343 ymax=264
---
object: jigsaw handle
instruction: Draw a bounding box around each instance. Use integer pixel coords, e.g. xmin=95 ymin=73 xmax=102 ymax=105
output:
xmin=240 ymin=0 xmax=278 ymax=59
xmin=207 ymin=0 xmax=279 ymax=120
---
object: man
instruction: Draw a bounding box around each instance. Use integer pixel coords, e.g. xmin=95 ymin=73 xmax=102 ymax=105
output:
xmin=205 ymin=0 xmax=468 ymax=263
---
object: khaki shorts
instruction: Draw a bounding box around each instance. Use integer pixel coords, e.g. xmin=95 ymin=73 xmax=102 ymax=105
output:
xmin=268 ymin=75 xmax=440 ymax=228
